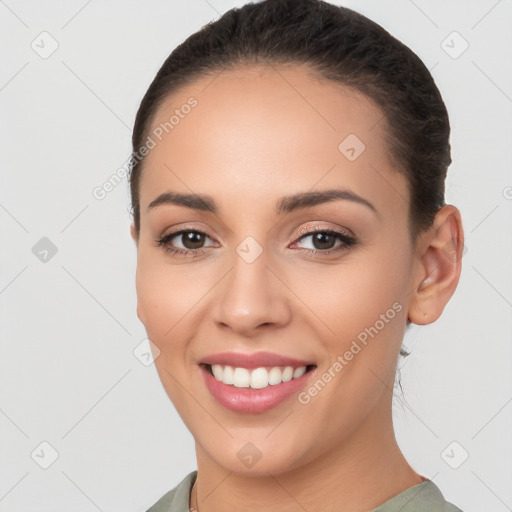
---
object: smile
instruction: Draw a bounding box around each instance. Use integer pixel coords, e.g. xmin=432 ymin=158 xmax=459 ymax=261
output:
xmin=206 ymin=363 xmax=315 ymax=389
xmin=199 ymin=362 xmax=317 ymax=414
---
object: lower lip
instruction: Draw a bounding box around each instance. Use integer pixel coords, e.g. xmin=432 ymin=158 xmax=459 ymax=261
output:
xmin=200 ymin=364 xmax=315 ymax=413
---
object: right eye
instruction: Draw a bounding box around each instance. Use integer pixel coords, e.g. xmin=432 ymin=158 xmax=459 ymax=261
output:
xmin=155 ymin=229 xmax=218 ymax=257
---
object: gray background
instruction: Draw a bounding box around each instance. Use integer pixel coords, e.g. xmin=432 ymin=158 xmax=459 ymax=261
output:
xmin=1 ymin=0 xmax=511 ymax=511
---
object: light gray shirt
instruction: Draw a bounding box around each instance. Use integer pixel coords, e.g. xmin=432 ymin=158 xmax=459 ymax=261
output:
xmin=146 ymin=470 xmax=463 ymax=511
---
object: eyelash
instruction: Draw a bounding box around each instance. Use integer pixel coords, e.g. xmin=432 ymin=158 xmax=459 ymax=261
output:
xmin=154 ymin=226 xmax=357 ymax=258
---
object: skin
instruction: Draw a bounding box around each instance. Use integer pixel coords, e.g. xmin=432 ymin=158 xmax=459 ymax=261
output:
xmin=130 ymin=63 xmax=464 ymax=512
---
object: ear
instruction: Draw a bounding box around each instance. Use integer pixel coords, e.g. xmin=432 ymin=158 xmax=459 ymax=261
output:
xmin=408 ymin=205 xmax=464 ymax=325
xmin=130 ymin=223 xmax=138 ymax=246
xmin=129 ymin=223 xmax=146 ymax=324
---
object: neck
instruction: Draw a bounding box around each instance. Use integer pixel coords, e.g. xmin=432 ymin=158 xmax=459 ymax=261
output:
xmin=190 ymin=404 xmax=423 ymax=512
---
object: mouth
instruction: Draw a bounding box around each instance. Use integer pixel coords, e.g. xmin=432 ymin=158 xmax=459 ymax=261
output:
xmin=199 ymin=362 xmax=318 ymax=413
xmin=201 ymin=363 xmax=317 ymax=389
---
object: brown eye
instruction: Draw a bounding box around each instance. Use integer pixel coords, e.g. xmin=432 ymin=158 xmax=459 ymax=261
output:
xmin=293 ymin=229 xmax=357 ymax=255
xmin=179 ymin=231 xmax=206 ymax=249
xmin=155 ymin=229 xmax=217 ymax=256
xmin=310 ymin=232 xmax=337 ymax=250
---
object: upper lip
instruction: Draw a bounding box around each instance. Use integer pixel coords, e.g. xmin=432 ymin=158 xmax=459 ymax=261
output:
xmin=199 ymin=351 xmax=316 ymax=369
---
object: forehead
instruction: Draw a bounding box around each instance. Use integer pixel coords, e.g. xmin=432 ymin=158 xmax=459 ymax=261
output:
xmin=139 ymin=64 xmax=408 ymax=218
xmin=147 ymin=63 xmax=386 ymax=152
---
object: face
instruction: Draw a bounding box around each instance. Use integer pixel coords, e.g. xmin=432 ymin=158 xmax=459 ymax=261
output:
xmin=132 ymin=64 xmax=422 ymax=476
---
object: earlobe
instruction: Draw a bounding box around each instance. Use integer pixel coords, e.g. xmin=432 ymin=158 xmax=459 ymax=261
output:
xmin=130 ymin=223 xmax=138 ymax=245
xmin=408 ymin=205 xmax=464 ymax=325
xmin=131 ymin=223 xmax=144 ymax=324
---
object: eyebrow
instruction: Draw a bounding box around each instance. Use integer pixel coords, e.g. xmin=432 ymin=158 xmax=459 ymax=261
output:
xmin=147 ymin=188 xmax=378 ymax=216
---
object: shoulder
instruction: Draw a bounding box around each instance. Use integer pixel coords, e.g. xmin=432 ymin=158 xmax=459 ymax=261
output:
xmin=372 ymin=479 xmax=464 ymax=512
xmin=146 ymin=470 xmax=197 ymax=512
xmin=145 ymin=472 xmax=463 ymax=512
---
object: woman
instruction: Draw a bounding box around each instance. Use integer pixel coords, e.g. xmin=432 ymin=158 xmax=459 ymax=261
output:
xmin=129 ymin=0 xmax=464 ymax=510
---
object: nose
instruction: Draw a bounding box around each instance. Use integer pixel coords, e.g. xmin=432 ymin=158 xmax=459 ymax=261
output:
xmin=212 ymin=249 xmax=292 ymax=337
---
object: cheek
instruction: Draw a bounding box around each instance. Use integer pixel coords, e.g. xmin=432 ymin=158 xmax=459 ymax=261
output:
xmin=290 ymin=247 xmax=410 ymax=434
xmin=135 ymin=250 xmax=206 ymax=339
xmin=135 ymin=254 xmax=204 ymax=410
xmin=290 ymin=245 xmax=410 ymax=345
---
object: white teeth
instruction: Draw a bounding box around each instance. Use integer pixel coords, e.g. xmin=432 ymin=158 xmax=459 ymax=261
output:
xmin=293 ymin=366 xmax=306 ymax=378
xmin=250 ymin=367 xmax=268 ymax=389
xmin=223 ymin=365 xmax=234 ymax=385
xmin=212 ymin=364 xmax=223 ymax=381
xmin=233 ymin=367 xmax=250 ymax=388
xmin=209 ymin=364 xmax=309 ymax=389
xmin=268 ymin=367 xmax=282 ymax=385
xmin=282 ymin=366 xmax=294 ymax=382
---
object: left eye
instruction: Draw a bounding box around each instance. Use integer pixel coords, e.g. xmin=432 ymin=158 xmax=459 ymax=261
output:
xmin=294 ymin=230 xmax=356 ymax=252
